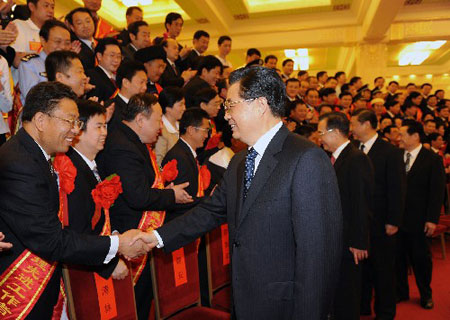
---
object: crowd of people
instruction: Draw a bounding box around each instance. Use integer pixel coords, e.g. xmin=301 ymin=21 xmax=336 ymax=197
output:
xmin=0 ymin=0 xmax=449 ymax=319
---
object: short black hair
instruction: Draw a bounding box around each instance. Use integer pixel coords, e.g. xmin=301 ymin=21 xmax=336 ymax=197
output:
xmin=45 ymin=50 xmax=81 ymax=81
xmin=116 ymin=60 xmax=146 ymax=89
xmin=319 ymin=111 xmax=349 ymax=136
xmin=320 ymin=88 xmax=336 ymax=98
xmin=298 ymin=70 xmax=308 ymax=77
xmin=264 ymin=55 xmax=277 ymax=64
xmin=218 ymin=35 xmax=231 ymax=45
xmin=193 ymin=30 xmax=209 ymax=40
xmin=196 ymin=55 xmax=222 ymax=73
xmin=122 ymin=93 xmax=158 ymax=121
xmin=402 ymin=119 xmax=425 ymax=142
xmin=335 ymin=71 xmax=345 ymax=79
xmin=66 ymin=7 xmax=93 ymax=26
xmin=435 ymin=89 xmax=444 ymax=96
xmin=288 ymin=99 xmax=305 ymax=113
xmin=246 ymin=48 xmax=261 ymax=57
xmin=22 ymin=82 xmax=77 ymax=122
xmin=385 ymin=99 xmax=400 ymax=110
xmin=128 ymin=20 xmax=148 ymax=37
xmin=95 ymin=37 xmax=121 ymax=55
xmin=318 ymin=104 xmax=333 ymax=115
xmin=427 ymin=94 xmax=437 ymax=102
xmin=428 ymin=132 xmax=441 ymax=142
xmin=406 ymin=82 xmax=416 ymax=88
xmin=373 ymin=76 xmax=384 ymax=83
xmin=285 ymin=78 xmax=299 ymax=85
xmin=326 ymin=76 xmax=337 ymax=83
xmin=421 ymin=83 xmax=432 ymax=89
xmin=424 ymin=119 xmax=436 ymax=125
xmin=349 ymin=76 xmax=361 ymax=85
xmin=165 ymin=12 xmax=183 ymax=30
xmin=339 ymin=91 xmax=352 ymax=99
xmin=383 ymin=125 xmax=397 ymax=135
xmin=77 ymin=99 xmax=106 ymax=131
xmin=39 ymin=19 xmax=69 ymax=41
xmin=194 ymin=87 xmax=217 ymax=107
xmin=294 ymin=124 xmax=316 ymax=138
xmin=341 ymin=84 xmax=350 ymax=92
xmin=126 ymin=6 xmax=142 ymax=16
xmin=437 ymin=101 xmax=449 ymax=112
xmin=158 ymin=86 xmax=184 ymax=114
xmin=352 ymin=109 xmax=378 ymax=130
xmin=388 ymin=80 xmax=399 ymax=86
xmin=229 ymin=66 xmax=286 ymax=118
xmin=305 ymin=88 xmax=318 ymax=97
xmin=317 ymin=71 xmax=327 ymax=79
xmin=282 ymin=59 xmax=293 ymax=67
xmin=179 ymin=107 xmax=209 ymax=136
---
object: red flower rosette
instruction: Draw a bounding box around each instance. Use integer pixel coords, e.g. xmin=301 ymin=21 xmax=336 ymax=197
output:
xmin=199 ymin=165 xmax=211 ymax=191
xmin=205 ymin=133 xmax=222 ymax=150
xmin=161 ymin=159 xmax=178 ymax=183
xmin=53 ymin=154 xmax=77 ymax=227
xmin=91 ymin=174 xmax=123 ymax=235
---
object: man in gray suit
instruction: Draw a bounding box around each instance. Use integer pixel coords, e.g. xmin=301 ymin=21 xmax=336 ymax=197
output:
xmin=134 ymin=66 xmax=343 ymax=319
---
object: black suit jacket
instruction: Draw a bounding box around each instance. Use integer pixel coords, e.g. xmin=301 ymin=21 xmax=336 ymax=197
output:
xmin=72 ymin=35 xmax=96 ymax=71
xmin=177 ymin=49 xmax=200 ymax=72
xmin=334 ymin=143 xmax=374 ymax=250
xmin=157 ymin=125 xmax=343 ymax=320
xmin=161 ymin=139 xmax=202 ymax=221
xmin=117 ymin=28 xmax=131 ymax=46
xmin=86 ymin=66 xmax=117 ymax=102
xmin=107 ymin=94 xmax=127 ymax=131
xmin=159 ymin=58 xmax=184 ymax=88
xmin=97 ymin=122 xmax=175 ymax=232
xmin=121 ymin=43 xmax=137 ymax=62
xmin=66 ymin=147 xmax=119 ymax=278
xmin=0 ymin=129 xmax=111 ymax=316
xmin=363 ymin=137 xmax=406 ymax=236
xmin=402 ymin=146 xmax=446 ymax=233
xmin=184 ymin=75 xmax=210 ymax=107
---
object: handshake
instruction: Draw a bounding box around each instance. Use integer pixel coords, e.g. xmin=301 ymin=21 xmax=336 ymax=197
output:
xmin=116 ymin=229 xmax=160 ymax=260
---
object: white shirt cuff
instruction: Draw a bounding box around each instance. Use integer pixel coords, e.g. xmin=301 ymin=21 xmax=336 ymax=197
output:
xmin=104 ymin=235 xmax=119 ymax=264
xmin=153 ymin=230 xmax=164 ymax=248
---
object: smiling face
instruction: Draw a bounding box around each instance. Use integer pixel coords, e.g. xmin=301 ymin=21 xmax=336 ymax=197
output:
xmin=97 ymin=44 xmax=122 ymax=74
xmin=56 ymin=58 xmax=88 ymax=97
xmin=70 ymin=11 xmax=95 ymax=40
xmin=76 ymin=113 xmax=107 ymax=154
xmin=200 ymin=94 xmax=221 ymax=118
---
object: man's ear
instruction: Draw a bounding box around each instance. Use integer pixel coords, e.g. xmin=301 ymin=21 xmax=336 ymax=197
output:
xmin=55 ymin=72 xmax=65 ymax=82
xmin=33 ymin=112 xmax=48 ymax=133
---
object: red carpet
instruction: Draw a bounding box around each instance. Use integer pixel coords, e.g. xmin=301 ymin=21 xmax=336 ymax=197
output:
xmin=361 ymin=236 xmax=450 ymax=319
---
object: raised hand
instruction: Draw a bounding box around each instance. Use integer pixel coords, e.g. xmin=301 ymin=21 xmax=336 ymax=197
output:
xmin=111 ymin=258 xmax=129 ymax=280
xmin=168 ymin=182 xmax=193 ymax=204
xmin=0 ymin=232 xmax=12 ymax=252
xmin=118 ymin=229 xmax=151 ymax=260
xmin=71 ymin=40 xmax=82 ymax=54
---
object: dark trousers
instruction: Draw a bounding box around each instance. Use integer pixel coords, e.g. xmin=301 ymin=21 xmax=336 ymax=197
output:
xmin=134 ymin=257 xmax=153 ymax=320
xmin=361 ymin=233 xmax=397 ymax=320
xmin=332 ymin=250 xmax=361 ymax=320
xmin=396 ymin=230 xmax=433 ymax=301
xmin=27 ymin=269 xmax=61 ymax=319
xmin=0 ymin=133 xmax=6 ymax=146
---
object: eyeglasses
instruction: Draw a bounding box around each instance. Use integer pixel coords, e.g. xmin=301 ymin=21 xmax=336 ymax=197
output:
xmin=194 ymin=127 xmax=212 ymax=134
xmin=317 ymin=128 xmax=334 ymax=136
xmin=47 ymin=114 xmax=84 ymax=130
xmin=223 ymin=98 xmax=256 ymax=112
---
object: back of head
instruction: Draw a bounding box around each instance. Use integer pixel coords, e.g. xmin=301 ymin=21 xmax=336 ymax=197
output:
xmin=179 ymin=107 xmax=209 ymax=135
xmin=123 ymin=93 xmax=158 ymax=122
xmin=46 ymin=50 xmax=80 ymax=81
xmin=319 ymin=111 xmax=349 ymax=136
xmin=229 ymin=66 xmax=286 ymax=118
xmin=158 ymin=86 xmax=184 ymax=113
xmin=22 ymin=81 xmax=77 ymax=122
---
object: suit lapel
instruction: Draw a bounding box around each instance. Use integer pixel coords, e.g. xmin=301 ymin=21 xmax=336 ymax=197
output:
xmin=407 ymin=147 xmax=426 ymax=178
xmin=69 ymin=148 xmax=98 ymax=187
xmin=235 ymin=155 xmax=245 ymax=223
xmin=333 ymin=143 xmax=352 ymax=172
xmin=237 ymin=126 xmax=288 ymax=228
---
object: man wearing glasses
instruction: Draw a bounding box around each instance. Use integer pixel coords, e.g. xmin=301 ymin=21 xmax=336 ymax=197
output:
xmin=135 ymin=66 xmax=343 ymax=319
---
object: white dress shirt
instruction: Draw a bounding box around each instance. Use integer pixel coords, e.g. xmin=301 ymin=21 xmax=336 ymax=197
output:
xmin=162 ymin=115 xmax=179 ymax=134
xmin=332 ymin=140 xmax=351 ymax=161
xmin=180 ymin=137 xmax=197 ymax=159
xmin=118 ymin=93 xmax=129 ymax=104
xmin=360 ymin=133 xmax=378 ymax=154
xmin=99 ymin=65 xmax=115 ymax=80
xmin=34 ymin=141 xmax=118 ymax=263
xmin=404 ymin=144 xmax=422 ymax=170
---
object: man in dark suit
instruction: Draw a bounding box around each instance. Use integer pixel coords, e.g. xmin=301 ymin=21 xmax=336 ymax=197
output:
xmin=134 ymin=46 xmax=167 ymax=96
xmin=184 ymin=55 xmax=222 ymax=107
xmin=351 ymin=109 xmax=406 ymax=320
xmin=117 ymin=6 xmax=143 ymax=46
xmin=121 ymin=21 xmax=150 ymax=62
xmin=108 ymin=60 xmax=147 ymax=130
xmin=160 ymin=38 xmax=196 ymax=88
xmin=396 ymin=120 xmax=446 ymax=309
xmin=97 ymin=92 xmax=193 ymax=320
xmin=0 ymin=82 xmax=151 ymax=319
xmin=319 ymin=112 xmax=374 ymax=320
xmin=178 ymin=30 xmax=210 ymax=72
xmin=134 ymin=66 xmax=343 ymax=319
xmin=86 ymin=38 xmax=121 ymax=102
xmin=162 ymin=108 xmax=210 ymax=221
xmin=66 ymin=8 xmax=97 ymax=71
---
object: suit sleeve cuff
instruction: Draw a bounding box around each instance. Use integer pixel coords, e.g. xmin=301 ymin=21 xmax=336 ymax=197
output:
xmin=104 ymin=235 xmax=119 ymax=264
xmin=153 ymin=230 xmax=164 ymax=248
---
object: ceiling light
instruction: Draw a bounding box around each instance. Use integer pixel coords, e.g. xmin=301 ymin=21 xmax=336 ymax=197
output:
xmin=409 ymin=74 xmax=416 ymax=79
xmin=285 ymin=48 xmax=309 ymax=70
xmin=121 ymin=0 xmax=152 ymax=6
xmin=398 ymin=40 xmax=446 ymax=66
xmin=425 ymin=74 xmax=433 ymax=79
xmin=284 ymin=49 xmax=296 ymax=58
xmin=393 ymin=75 xmax=400 ymax=80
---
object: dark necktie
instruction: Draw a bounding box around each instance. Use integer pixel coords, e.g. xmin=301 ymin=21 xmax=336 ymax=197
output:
xmin=93 ymin=166 xmax=102 ymax=183
xmin=48 ymin=158 xmax=57 ymax=179
xmin=360 ymin=143 xmax=365 ymax=153
xmin=405 ymin=152 xmax=412 ymax=172
xmin=243 ymin=148 xmax=258 ymax=201
xmin=331 ymin=155 xmax=336 ymax=166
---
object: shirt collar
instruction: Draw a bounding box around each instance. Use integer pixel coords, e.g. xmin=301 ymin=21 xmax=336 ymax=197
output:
xmin=405 ymin=144 xmax=422 ymax=159
xmin=162 ymin=115 xmax=178 ymax=133
xmin=34 ymin=140 xmax=51 ymax=161
xmin=118 ymin=93 xmax=129 ymax=104
xmin=99 ymin=65 xmax=115 ymax=80
xmin=26 ymin=18 xmax=40 ymax=31
xmin=332 ymin=140 xmax=350 ymax=160
xmin=251 ymin=121 xmax=283 ymax=158
xmin=79 ymin=38 xmax=93 ymax=49
xmin=180 ymin=137 xmax=197 ymax=159
xmin=193 ymin=48 xmax=202 ymax=56
xmin=73 ymin=147 xmax=98 ymax=171
xmin=362 ymin=133 xmax=378 ymax=153
xmin=130 ymin=43 xmax=138 ymax=52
